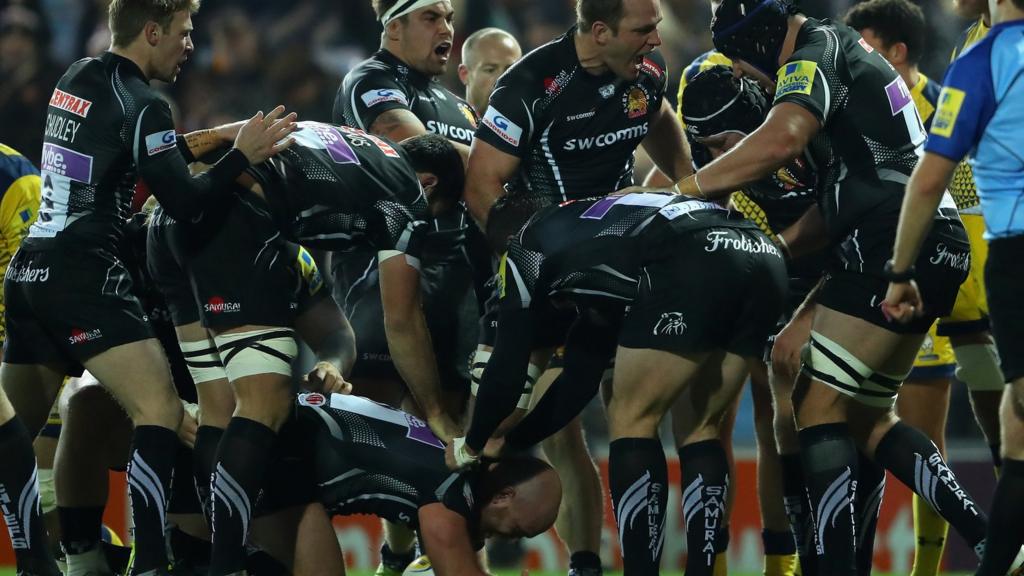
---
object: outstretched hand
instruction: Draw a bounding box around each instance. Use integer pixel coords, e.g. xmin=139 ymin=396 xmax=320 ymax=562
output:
xmin=234 ymin=105 xmax=298 ymax=164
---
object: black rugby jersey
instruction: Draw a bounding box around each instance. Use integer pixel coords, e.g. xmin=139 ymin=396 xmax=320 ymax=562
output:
xmin=291 ymin=392 xmax=477 ymax=530
xmin=771 ymin=18 xmax=928 ymax=235
xmin=249 ymin=121 xmax=429 ymax=262
xmin=335 ymin=50 xmax=478 ymax=146
xmin=477 ymin=28 xmax=668 ymax=201
xmin=497 ymin=193 xmax=759 ymax=313
xmin=30 ymin=52 xmax=249 ymax=257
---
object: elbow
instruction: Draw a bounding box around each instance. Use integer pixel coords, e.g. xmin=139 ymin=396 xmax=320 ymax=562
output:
xmin=767 ymin=133 xmax=803 ymax=168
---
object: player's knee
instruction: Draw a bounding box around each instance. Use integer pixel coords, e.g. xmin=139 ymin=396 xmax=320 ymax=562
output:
xmin=954 ymin=342 xmax=1005 ymax=392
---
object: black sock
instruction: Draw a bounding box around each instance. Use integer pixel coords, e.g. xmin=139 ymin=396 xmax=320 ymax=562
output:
xmin=762 ymin=528 xmax=796 ymax=556
xmin=609 ymin=438 xmax=668 ymax=575
xmin=990 ymin=443 xmax=1003 ymax=471
xmin=0 ymin=417 xmax=60 ymax=576
xmin=976 ymin=458 xmax=1024 ymax=576
xmin=193 ymin=426 xmax=223 ymax=526
xmin=57 ymin=506 xmax=105 ymax=554
xmin=780 ymin=453 xmax=816 ymax=576
xmin=380 ymin=542 xmax=416 ymax=572
xmin=799 ymin=423 xmax=858 ymax=576
xmin=853 ymin=452 xmax=885 ymax=576
xmin=569 ymin=550 xmax=602 ymax=574
xmin=874 ymin=421 xmax=988 ymax=553
xmin=678 ymin=440 xmax=730 ymax=576
xmin=168 ymin=525 xmax=210 ymax=573
xmin=127 ymin=425 xmax=178 ymax=574
xmin=210 ymin=417 xmax=276 ymax=576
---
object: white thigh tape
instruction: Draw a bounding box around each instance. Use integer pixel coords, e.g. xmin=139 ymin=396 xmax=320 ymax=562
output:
xmin=212 ymin=329 xmax=297 ymax=381
xmin=802 ymin=331 xmax=874 ymax=400
xmin=179 ymin=338 xmax=227 ymax=385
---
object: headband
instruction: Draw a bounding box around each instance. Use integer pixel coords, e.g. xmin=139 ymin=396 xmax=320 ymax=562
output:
xmin=381 ymin=0 xmax=440 ymax=25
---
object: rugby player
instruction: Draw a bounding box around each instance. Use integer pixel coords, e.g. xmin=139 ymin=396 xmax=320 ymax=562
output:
xmin=0 ymin=1 xmax=296 ymax=574
xmin=883 ymin=0 xmax=1024 ymax=571
xmin=672 ymin=1 xmax=996 ymax=573
xmin=463 ymin=1 xmax=690 ymax=571
xmin=844 ymin=2 xmax=959 ymax=573
xmin=453 ymin=192 xmax=786 ymax=574
xmin=458 ymin=28 xmax=522 ymax=117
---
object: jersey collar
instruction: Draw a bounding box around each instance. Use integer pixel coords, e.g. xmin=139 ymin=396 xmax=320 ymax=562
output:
xmin=102 ymin=51 xmax=148 ymax=82
xmin=376 ymin=49 xmax=433 ymax=87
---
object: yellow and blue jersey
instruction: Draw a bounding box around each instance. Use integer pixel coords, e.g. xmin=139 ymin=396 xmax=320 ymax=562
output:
xmin=0 ymin=144 xmax=42 ymax=343
xmin=927 ymin=20 xmax=1024 ymax=239
xmin=947 ymin=18 xmax=990 ymax=214
xmin=676 ymin=50 xmax=734 ymax=127
xmin=910 ymin=73 xmax=941 ymax=132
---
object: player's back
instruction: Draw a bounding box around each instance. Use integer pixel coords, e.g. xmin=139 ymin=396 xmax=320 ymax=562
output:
xmin=31 ymin=53 xmax=162 ymax=256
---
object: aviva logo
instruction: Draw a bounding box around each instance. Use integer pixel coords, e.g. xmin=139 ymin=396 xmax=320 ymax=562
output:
xmin=775 ymin=61 xmax=817 ymax=97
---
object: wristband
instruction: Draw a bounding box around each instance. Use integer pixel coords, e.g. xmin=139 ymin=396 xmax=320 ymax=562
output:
xmin=883 ymin=259 xmax=916 ymax=282
xmin=453 ymin=437 xmax=480 ymax=468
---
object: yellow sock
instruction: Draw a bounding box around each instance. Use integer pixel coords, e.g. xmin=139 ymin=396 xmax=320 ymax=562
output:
xmin=911 ymin=493 xmax=949 ymax=576
xmin=713 ymin=552 xmax=728 ymax=576
xmin=764 ymin=553 xmax=799 ymax=576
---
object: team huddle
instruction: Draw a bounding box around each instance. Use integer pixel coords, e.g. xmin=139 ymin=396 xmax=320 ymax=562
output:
xmin=0 ymin=0 xmax=1023 ymax=575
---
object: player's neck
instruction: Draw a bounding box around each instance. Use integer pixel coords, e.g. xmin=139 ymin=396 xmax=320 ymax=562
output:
xmin=381 ymin=42 xmax=434 ymax=79
xmin=992 ymin=6 xmax=1024 ymax=25
xmin=109 ymin=43 xmax=153 ymax=81
xmin=572 ymin=30 xmax=610 ymax=76
xmin=898 ymin=65 xmax=918 ymax=90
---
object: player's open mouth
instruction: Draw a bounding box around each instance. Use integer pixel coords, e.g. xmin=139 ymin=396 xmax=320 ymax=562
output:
xmin=435 ymin=42 xmax=452 ymax=60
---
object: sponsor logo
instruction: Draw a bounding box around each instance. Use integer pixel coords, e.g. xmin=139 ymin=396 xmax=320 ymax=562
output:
xmin=68 ymin=328 xmax=102 ymax=345
xmin=496 ymin=253 xmax=508 ymax=298
xmin=704 ymin=230 xmax=780 ymax=256
xmin=639 ymin=56 xmax=664 ymax=80
xmin=564 ymin=123 xmax=649 ymax=151
xmin=310 ymin=123 xmax=360 ymax=165
xmin=458 ymin=102 xmax=478 ymax=127
xmin=658 ymin=199 xmax=722 ymax=220
xmin=5 ymin=263 xmax=49 ymax=283
xmin=298 ymin=392 xmax=326 ymax=407
xmin=336 ymin=125 xmax=401 ymax=158
xmin=775 ymin=60 xmax=817 ymax=97
xmin=296 ymin=246 xmax=324 ymax=294
xmin=44 ymin=113 xmax=81 ymax=143
xmin=481 ymin=106 xmax=523 ymax=147
xmin=360 ymin=88 xmax=409 ymax=108
xmin=931 ymin=86 xmax=965 ymax=138
xmin=40 ymin=143 xmax=93 ymax=183
xmin=884 ymin=77 xmax=913 ymax=115
xmin=544 ymin=71 xmax=571 ymax=96
xmin=929 ymin=242 xmax=970 ymax=271
xmin=599 ymin=84 xmax=616 ymax=99
xmin=404 ymin=414 xmax=445 ymax=448
xmin=622 ymin=86 xmax=650 ymax=119
xmin=925 ymin=452 xmax=980 ymax=515
xmin=565 ymin=110 xmax=596 ymax=122
xmin=858 ymin=37 xmax=875 ymax=52
xmin=426 ymin=120 xmax=474 ymax=143
xmin=653 ymin=312 xmax=687 ymax=336
xmin=48 ymin=88 xmax=92 ymax=117
xmin=204 ymin=296 xmax=241 ymax=314
xmin=145 ymin=130 xmax=177 ymax=156
xmin=0 ymin=487 xmax=27 ymax=549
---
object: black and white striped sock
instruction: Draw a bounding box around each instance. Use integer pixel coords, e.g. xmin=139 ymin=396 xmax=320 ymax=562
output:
xmin=609 ymin=437 xmax=668 ymax=575
xmin=127 ymin=425 xmax=178 ymax=575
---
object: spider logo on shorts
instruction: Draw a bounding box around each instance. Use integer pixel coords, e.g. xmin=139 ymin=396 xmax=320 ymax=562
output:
xmin=653 ymin=312 xmax=687 ymax=336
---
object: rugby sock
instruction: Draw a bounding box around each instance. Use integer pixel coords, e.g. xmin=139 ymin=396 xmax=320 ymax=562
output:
xmin=854 ymin=453 xmax=885 ymax=576
xmin=568 ymin=550 xmax=602 ymax=575
xmin=127 ymin=425 xmax=178 ymax=575
xmin=780 ymin=453 xmax=817 ymax=576
xmin=193 ymin=426 xmax=223 ymax=525
xmin=609 ymin=438 xmax=668 ymax=575
xmin=379 ymin=542 xmax=416 ymax=573
xmin=168 ymin=526 xmax=210 ymax=574
xmin=975 ymin=459 xmax=1024 ymax=576
xmin=58 ymin=506 xmax=109 ymax=576
xmin=762 ymin=529 xmax=798 ymax=576
xmin=712 ymin=530 xmax=729 ymax=576
xmin=210 ymin=417 xmax=276 ymax=576
xmin=679 ymin=440 xmax=730 ymax=576
xmin=0 ymin=417 xmax=60 ymax=576
xmin=799 ymin=424 xmax=858 ymax=576
xmin=873 ymin=422 xmax=988 ymax=553
xmin=910 ymin=493 xmax=948 ymax=576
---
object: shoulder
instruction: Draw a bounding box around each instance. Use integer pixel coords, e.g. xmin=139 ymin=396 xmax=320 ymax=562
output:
xmin=919 ymin=75 xmax=942 ymax=107
xmin=344 ymin=55 xmax=410 ymax=93
xmin=499 ymin=32 xmax=574 ymax=89
xmin=0 ymin=146 xmax=38 ymax=179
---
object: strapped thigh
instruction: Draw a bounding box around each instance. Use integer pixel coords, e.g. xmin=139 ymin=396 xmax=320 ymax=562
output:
xmin=179 ymin=337 xmax=227 ymax=385
xmin=211 ymin=328 xmax=297 ymax=382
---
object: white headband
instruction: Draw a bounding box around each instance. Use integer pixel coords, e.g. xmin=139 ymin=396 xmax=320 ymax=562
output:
xmin=381 ymin=0 xmax=441 ymax=25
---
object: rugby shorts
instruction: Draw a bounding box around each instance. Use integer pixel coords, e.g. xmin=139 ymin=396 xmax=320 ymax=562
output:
xmin=620 ymin=226 xmax=787 ymax=357
xmin=938 ymin=213 xmax=990 ymax=336
xmin=4 ymin=246 xmax=153 ymax=374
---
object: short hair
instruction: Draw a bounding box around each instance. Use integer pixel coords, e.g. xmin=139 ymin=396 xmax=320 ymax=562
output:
xmin=461 ymin=27 xmax=515 ymax=67
xmin=477 ymin=456 xmax=555 ymax=503
xmin=108 ymin=0 xmax=199 ymax=47
xmin=397 ymin=134 xmax=464 ymax=209
xmin=577 ymin=0 xmax=626 ymax=32
xmin=485 ymin=194 xmax=551 ymax=253
xmin=844 ymin=0 xmax=926 ymax=65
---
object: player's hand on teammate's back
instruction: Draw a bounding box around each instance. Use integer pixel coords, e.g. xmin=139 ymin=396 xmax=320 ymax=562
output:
xmin=304 ymin=361 xmax=353 ymax=396
xmin=234 ymin=105 xmax=298 ymax=164
xmin=881 ymin=280 xmax=924 ymax=324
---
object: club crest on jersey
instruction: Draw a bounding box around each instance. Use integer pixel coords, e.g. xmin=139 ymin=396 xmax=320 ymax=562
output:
xmin=49 ymin=88 xmax=92 ymax=117
xmin=361 ymin=88 xmax=409 ymax=108
xmin=458 ymin=102 xmax=477 ymax=127
xmin=623 ymin=86 xmax=650 ymax=119
xmin=599 ymin=84 xmax=616 ymax=99
xmin=931 ymin=86 xmax=965 ymax=138
xmin=775 ymin=61 xmax=817 ymax=97
xmin=145 ymin=130 xmax=177 ymax=156
xmin=298 ymin=392 xmax=326 ymax=407
xmin=481 ymin=106 xmax=523 ymax=147
xmin=653 ymin=312 xmax=687 ymax=336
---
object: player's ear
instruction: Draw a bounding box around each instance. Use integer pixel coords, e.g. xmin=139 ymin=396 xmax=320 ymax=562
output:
xmin=592 ymin=21 xmax=613 ymax=45
xmin=890 ymin=42 xmax=909 ymax=66
xmin=458 ymin=63 xmax=470 ymax=85
xmin=385 ymin=19 xmax=403 ymax=42
xmin=144 ymin=20 xmax=162 ymax=47
xmin=417 ymin=172 xmax=438 ymax=197
xmin=491 ymin=486 xmax=516 ymax=505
